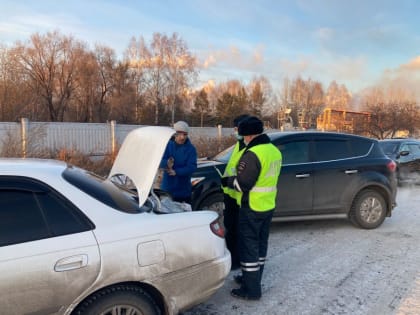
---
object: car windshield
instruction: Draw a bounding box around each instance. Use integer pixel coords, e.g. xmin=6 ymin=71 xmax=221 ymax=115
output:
xmin=62 ymin=165 xmax=145 ymax=214
xmin=212 ymin=144 xmax=234 ymax=163
xmin=379 ymin=142 xmax=399 ymax=155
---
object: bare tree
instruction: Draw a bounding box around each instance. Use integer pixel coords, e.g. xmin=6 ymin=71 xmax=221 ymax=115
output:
xmin=307 ymin=80 xmax=325 ymax=128
xmin=14 ymin=31 xmax=86 ymax=121
xmin=93 ymin=45 xmax=117 ymax=121
xmin=124 ymin=33 xmax=197 ymax=125
xmin=287 ymin=76 xmax=325 ymax=128
xmin=192 ymin=88 xmax=210 ymax=127
xmin=72 ymin=50 xmax=98 ymax=122
xmin=71 ymin=45 xmax=117 ymax=122
xmin=0 ymin=45 xmax=35 ymax=120
xmin=165 ymin=33 xmax=197 ymax=124
xmin=325 ymin=81 xmax=351 ymax=110
xmin=248 ymin=77 xmax=266 ymax=117
xmin=361 ymin=87 xmax=420 ymax=138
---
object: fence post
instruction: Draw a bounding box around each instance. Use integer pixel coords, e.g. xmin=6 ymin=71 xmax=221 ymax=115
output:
xmin=110 ymin=120 xmax=117 ymax=157
xmin=217 ymin=124 xmax=222 ymax=152
xmin=21 ymin=118 xmax=29 ymax=158
xmin=217 ymin=124 xmax=222 ymax=138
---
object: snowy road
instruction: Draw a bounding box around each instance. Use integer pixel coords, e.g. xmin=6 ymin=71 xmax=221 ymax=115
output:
xmin=183 ymin=185 xmax=420 ymax=315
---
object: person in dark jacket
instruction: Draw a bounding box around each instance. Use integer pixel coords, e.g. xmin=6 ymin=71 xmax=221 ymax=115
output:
xmin=222 ymin=116 xmax=282 ymax=301
xmin=160 ymin=121 xmax=197 ymax=203
xmin=222 ymin=114 xmax=250 ymax=270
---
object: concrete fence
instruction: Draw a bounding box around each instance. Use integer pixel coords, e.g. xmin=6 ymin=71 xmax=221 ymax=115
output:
xmin=0 ymin=119 xmax=236 ymax=157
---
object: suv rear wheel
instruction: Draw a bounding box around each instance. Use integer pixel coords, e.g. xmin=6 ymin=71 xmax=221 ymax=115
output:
xmin=350 ymin=190 xmax=386 ymax=229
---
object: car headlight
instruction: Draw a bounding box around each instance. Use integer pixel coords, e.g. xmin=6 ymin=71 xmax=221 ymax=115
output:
xmin=191 ymin=177 xmax=205 ymax=186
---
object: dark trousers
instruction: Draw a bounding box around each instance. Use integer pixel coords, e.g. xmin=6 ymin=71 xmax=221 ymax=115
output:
xmin=223 ymin=193 xmax=240 ymax=268
xmin=238 ymin=207 xmax=274 ymax=297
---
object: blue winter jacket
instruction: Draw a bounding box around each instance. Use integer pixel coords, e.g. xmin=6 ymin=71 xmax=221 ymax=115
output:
xmin=159 ymin=137 xmax=197 ymax=199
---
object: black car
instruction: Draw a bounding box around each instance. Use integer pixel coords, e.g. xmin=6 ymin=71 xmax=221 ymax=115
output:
xmin=191 ymin=131 xmax=398 ymax=229
xmin=379 ymin=138 xmax=420 ymax=185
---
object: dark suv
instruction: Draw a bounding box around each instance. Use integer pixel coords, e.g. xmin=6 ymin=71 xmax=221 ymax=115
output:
xmin=191 ymin=131 xmax=397 ymax=229
xmin=379 ymin=138 xmax=420 ymax=185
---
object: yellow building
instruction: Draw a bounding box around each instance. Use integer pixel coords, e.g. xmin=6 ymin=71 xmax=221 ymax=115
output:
xmin=317 ymin=108 xmax=371 ymax=135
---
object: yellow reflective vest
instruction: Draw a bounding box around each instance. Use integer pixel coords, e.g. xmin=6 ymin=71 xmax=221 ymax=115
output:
xmin=222 ymin=141 xmax=246 ymax=203
xmin=247 ymin=143 xmax=282 ymax=211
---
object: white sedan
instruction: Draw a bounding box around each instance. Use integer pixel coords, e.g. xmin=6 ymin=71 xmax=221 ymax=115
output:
xmin=0 ymin=126 xmax=231 ymax=315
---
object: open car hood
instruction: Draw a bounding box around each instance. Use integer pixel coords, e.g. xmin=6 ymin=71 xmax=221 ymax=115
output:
xmin=109 ymin=126 xmax=175 ymax=207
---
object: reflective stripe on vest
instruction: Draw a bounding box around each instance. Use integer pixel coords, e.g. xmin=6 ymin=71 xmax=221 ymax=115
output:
xmin=250 ymin=186 xmax=277 ymax=193
xmin=222 ymin=142 xmax=246 ymax=202
xmin=248 ymin=143 xmax=282 ymax=212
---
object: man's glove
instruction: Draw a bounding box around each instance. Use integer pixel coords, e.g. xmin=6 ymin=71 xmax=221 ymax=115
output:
xmin=221 ymin=176 xmax=234 ymax=187
xmin=221 ymin=176 xmax=228 ymax=187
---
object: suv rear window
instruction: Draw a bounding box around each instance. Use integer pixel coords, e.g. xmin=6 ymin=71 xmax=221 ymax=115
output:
xmin=313 ymin=138 xmax=372 ymax=162
xmin=62 ymin=166 xmax=143 ymax=213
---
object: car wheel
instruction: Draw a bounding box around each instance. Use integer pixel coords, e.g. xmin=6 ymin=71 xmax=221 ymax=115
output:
xmin=74 ymin=285 xmax=161 ymax=315
xmin=349 ymin=189 xmax=386 ymax=229
xmin=199 ymin=193 xmax=225 ymax=218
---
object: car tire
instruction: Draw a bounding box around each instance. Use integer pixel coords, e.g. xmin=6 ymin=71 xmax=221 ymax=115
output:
xmin=349 ymin=189 xmax=386 ymax=229
xmin=199 ymin=193 xmax=225 ymax=217
xmin=74 ymin=284 xmax=161 ymax=315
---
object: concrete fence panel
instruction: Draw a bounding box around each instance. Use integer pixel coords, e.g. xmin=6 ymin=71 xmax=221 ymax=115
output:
xmin=0 ymin=119 xmax=237 ymax=157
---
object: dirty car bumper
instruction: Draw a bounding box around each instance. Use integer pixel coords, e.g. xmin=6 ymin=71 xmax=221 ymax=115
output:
xmin=152 ymin=249 xmax=231 ymax=315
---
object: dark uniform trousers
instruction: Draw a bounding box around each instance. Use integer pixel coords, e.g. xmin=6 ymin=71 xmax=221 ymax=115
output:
xmin=238 ymin=207 xmax=274 ymax=298
xmin=223 ymin=193 xmax=240 ymax=268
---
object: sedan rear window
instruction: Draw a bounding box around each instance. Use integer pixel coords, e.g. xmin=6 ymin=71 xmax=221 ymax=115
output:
xmin=62 ymin=166 xmax=143 ymax=214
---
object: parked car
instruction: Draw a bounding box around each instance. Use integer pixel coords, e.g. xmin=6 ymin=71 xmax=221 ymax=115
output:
xmin=0 ymin=126 xmax=230 ymax=315
xmin=191 ymin=131 xmax=398 ymax=229
xmin=379 ymin=138 xmax=420 ymax=185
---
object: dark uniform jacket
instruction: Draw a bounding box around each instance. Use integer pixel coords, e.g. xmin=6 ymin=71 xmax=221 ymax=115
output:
xmin=225 ymin=133 xmax=272 ymax=209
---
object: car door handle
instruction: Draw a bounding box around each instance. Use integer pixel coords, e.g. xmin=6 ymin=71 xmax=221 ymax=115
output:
xmin=55 ymin=254 xmax=88 ymax=272
xmin=295 ymin=174 xmax=310 ymax=178
xmin=345 ymin=170 xmax=358 ymax=174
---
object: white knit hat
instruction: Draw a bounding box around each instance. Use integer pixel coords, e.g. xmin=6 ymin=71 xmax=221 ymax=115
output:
xmin=173 ymin=121 xmax=189 ymax=133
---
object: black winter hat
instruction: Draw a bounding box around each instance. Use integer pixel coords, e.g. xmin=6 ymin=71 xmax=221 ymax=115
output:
xmin=238 ymin=116 xmax=264 ymax=136
xmin=233 ymin=114 xmax=250 ymax=127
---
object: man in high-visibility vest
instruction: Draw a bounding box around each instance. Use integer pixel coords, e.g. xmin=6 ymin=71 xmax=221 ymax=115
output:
xmin=222 ymin=114 xmax=250 ymax=270
xmin=222 ymin=116 xmax=282 ymax=300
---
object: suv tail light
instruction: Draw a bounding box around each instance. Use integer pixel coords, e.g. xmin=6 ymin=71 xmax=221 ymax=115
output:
xmin=210 ymin=218 xmax=225 ymax=238
xmin=387 ymin=160 xmax=397 ymax=172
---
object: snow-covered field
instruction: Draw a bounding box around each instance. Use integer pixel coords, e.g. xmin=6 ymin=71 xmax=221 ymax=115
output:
xmin=183 ymin=184 xmax=420 ymax=315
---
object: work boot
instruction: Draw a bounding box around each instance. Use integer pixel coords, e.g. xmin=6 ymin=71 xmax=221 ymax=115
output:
xmin=235 ymin=265 xmax=264 ymax=285
xmin=242 ymin=270 xmax=262 ymax=298
xmin=234 ymin=274 xmax=243 ymax=285
xmin=231 ymin=261 xmax=241 ymax=271
xmin=259 ymin=265 xmax=265 ymax=281
xmin=231 ymin=288 xmax=261 ymax=301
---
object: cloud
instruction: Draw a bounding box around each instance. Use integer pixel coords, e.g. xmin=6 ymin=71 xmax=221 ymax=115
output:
xmin=381 ymin=55 xmax=420 ymax=82
xmin=199 ymin=44 xmax=265 ymax=70
xmin=275 ymin=54 xmax=368 ymax=89
xmin=375 ymin=55 xmax=420 ymax=100
xmin=397 ymin=56 xmax=420 ymax=71
xmin=315 ymin=27 xmax=335 ymax=43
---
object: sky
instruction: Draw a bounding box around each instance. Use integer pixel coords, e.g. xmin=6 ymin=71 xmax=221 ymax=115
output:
xmin=1 ymin=0 xmax=420 ymax=96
